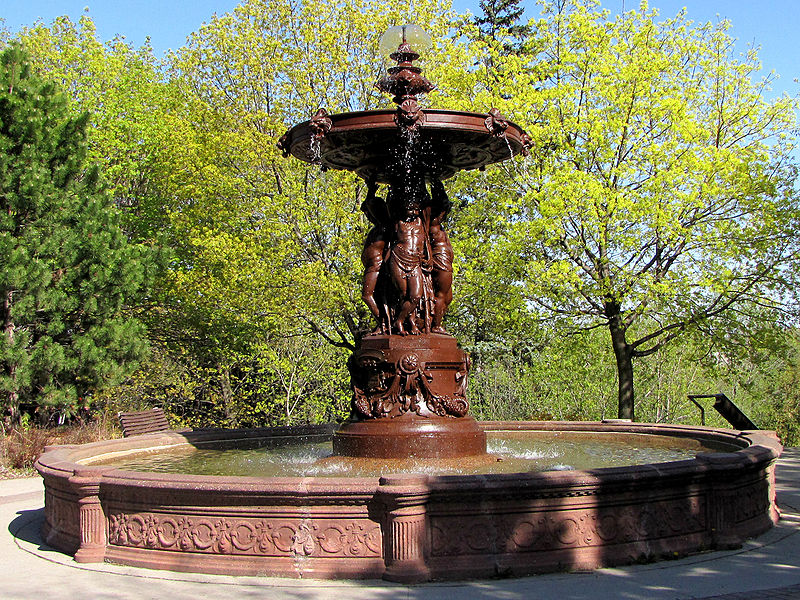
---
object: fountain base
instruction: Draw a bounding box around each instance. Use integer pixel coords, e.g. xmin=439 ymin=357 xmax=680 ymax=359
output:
xmin=342 ymin=332 xmax=484 ymax=458
xmin=35 ymin=422 xmax=782 ymax=582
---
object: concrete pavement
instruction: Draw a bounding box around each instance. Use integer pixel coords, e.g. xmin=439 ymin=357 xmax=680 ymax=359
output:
xmin=4 ymin=449 xmax=800 ymax=599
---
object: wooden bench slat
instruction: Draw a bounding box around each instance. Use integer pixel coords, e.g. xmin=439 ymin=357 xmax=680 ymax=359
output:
xmin=118 ymin=408 xmax=172 ymax=437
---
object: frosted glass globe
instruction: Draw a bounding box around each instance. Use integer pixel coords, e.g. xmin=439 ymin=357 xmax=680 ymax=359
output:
xmin=379 ymin=24 xmax=432 ymax=55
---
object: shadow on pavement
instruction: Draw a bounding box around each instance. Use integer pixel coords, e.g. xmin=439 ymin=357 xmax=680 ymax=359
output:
xmin=777 ymin=448 xmax=800 ymax=512
xmin=8 ymin=507 xmax=49 ymax=550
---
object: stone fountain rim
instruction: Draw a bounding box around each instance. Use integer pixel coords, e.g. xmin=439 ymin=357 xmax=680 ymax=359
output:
xmin=34 ymin=420 xmax=782 ymax=581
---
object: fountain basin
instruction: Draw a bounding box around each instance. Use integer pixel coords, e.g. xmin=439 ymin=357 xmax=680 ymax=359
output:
xmin=35 ymin=421 xmax=781 ymax=582
xmin=279 ymin=109 xmax=530 ymax=182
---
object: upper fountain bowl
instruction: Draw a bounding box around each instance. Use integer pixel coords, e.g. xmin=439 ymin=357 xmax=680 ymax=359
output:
xmin=277 ymin=108 xmax=531 ymax=183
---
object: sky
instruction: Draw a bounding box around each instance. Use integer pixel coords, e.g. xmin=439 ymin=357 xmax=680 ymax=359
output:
xmin=2 ymin=0 xmax=799 ymax=100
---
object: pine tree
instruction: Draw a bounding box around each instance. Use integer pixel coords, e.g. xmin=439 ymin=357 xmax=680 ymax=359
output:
xmin=0 ymin=44 xmax=153 ymax=429
xmin=474 ymin=0 xmax=532 ymax=55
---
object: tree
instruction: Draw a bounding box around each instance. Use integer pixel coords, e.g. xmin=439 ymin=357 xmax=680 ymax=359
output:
xmin=458 ymin=1 xmax=800 ymax=419
xmin=153 ymin=0 xmax=467 ymax=371
xmin=11 ymin=15 xmax=175 ymax=242
xmin=474 ymin=0 xmax=532 ymax=54
xmin=0 ymin=45 xmax=153 ymax=429
xmin=7 ymin=2 xmax=476 ymax=427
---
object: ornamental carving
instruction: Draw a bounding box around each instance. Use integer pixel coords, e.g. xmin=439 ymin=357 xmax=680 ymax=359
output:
xmin=430 ymin=497 xmax=707 ymax=556
xmin=484 ymin=108 xmax=509 ymax=137
xmin=309 ymin=108 xmax=333 ymax=140
xmin=520 ymin=132 xmax=533 ymax=157
xmin=107 ymin=512 xmax=382 ymax=558
xmin=394 ymin=99 xmax=425 ymax=131
xmin=349 ymin=348 xmax=469 ymax=419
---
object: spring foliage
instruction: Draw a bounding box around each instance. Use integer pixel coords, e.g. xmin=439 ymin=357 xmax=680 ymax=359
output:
xmin=0 ymin=45 xmax=153 ymax=427
xmin=457 ymin=0 xmax=800 ymax=418
xmin=4 ymin=0 xmax=800 ymax=436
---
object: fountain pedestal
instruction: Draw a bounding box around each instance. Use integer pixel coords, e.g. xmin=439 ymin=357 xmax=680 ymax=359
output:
xmin=334 ymin=415 xmax=486 ymax=459
xmin=336 ymin=333 xmax=486 ymax=458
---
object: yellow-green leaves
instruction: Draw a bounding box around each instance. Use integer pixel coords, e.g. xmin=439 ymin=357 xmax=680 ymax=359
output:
xmin=450 ymin=0 xmax=799 ymax=416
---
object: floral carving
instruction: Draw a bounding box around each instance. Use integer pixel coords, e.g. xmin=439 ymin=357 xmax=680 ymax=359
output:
xmin=430 ymin=497 xmax=707 ymax=557
xmin=107 ymin=511 xmax=382 ymax=558
xmin=292 ymin=522 xmax=316 ymax=556
xmin=351 ymin=352 xmax=469 ymax=419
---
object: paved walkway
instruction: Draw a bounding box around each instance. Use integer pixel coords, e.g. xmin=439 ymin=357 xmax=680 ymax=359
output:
xmin=4 ymin=450 xmax=800 ymax=600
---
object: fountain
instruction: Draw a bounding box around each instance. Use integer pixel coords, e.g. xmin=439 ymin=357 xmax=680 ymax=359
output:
xmin=278 ymin=24 xmax=531 ymax=463
xmin=35 ymin=25 xmax=781 ymax=583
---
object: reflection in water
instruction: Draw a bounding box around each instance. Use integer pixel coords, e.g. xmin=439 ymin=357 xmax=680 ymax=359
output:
xmin=94 ymin=430 xmax=713 ymax=478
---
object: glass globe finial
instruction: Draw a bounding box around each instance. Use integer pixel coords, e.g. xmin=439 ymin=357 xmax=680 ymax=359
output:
xmin=379 ymin=24 xmax=432 ymax=56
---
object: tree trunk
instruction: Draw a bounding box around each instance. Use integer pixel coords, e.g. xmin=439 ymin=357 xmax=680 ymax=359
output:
xmin=219 ymin=364 xmax=234 ymax=426
xmin=606 ymin=302 xmax=635 ymax=420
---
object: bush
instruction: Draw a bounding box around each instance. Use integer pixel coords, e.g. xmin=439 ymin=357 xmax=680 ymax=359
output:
xmin=0 ymin=418 xmax=118 ymax=476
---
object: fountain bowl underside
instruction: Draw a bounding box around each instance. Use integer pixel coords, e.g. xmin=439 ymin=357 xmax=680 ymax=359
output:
xmin=36 ymin=421 xmax=781 ymax=583
xmin=280 ymin=109 xmax=529 ymax=182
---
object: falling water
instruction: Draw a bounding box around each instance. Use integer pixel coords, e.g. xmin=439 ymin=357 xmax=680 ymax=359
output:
xmin=502 ymin=132 xmax=514 ymax=158
xmin=384 ymin=125 xmax=427 ymax=206
xmin=399 ymin=126 xmax=420 ymax=168
xmin=309 ymin=135 xmax=322 ymax=165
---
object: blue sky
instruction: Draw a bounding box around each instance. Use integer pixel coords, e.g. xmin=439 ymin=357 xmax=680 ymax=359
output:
xmin=2 ymin=0 xmax=799 ymax=100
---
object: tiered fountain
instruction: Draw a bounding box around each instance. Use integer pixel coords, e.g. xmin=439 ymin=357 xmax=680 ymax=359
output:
xmin=35 ymin=25 xmax=781 ymax=583
xmin=277 ymin=24 xmax=531 ymax=462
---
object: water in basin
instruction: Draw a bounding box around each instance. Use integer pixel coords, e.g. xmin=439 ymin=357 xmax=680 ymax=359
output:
xmin=92 ymin=430 xmax=723 ymax=477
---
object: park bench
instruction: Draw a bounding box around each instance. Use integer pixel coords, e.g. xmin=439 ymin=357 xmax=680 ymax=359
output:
xmin=118 ymin=408 xmax=174 ymax=437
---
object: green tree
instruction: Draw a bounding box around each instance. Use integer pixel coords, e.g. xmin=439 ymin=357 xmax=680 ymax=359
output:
xmin=145 ymin=0 xmax=468 ymax=420
xmin=458 ymin=1 xmax=800 ymax=420
xmin=0 ymin=45 xmax=153 ymax=429
xmin=11 ymin=15 xmax=175 ymax=242
xmin=474 ymin=0 xmax=532 ymax=54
